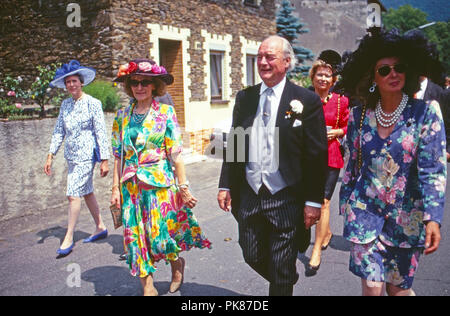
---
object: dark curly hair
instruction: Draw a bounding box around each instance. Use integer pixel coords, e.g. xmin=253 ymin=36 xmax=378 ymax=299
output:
xmin=337 ymin=28 xmax=444 ymax=109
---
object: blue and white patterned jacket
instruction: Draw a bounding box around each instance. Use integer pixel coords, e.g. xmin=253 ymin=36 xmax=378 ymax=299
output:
xmin=339 ymin=99 xmax=447 ymax=248
xmin=49 ymin=94 xmax=110 ymax=163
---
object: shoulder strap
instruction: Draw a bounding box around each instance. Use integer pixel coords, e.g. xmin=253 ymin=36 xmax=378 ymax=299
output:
xmin=334 ymin=95 xmax=341 ymax=129
xmin=119 ymin=107 xmax=125 ymax=180
xmin=358 ymin=104 xmax=367 ymax=171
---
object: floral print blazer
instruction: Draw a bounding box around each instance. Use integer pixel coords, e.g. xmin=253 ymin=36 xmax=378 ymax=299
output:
xmin=111 ymin=100 xmax=183 ymax=187
xmin=339 ymin=99 xmax=447 ymax=248
xmin=50 ymin=94 xmax=110 ymax=163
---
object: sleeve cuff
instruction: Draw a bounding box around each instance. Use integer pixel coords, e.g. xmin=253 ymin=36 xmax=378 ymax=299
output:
xmin=305 ymin=201 xmax=322 ymax=208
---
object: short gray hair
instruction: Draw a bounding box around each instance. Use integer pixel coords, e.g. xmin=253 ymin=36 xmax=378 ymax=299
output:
xmin=265 ymin=35 xmax=296 ymax=72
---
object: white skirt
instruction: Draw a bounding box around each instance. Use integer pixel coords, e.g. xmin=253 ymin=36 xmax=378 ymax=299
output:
xmin=66 ymin=161 xmax=95 ymax=197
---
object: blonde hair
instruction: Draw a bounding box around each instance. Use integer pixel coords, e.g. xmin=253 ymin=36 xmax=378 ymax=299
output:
xmin=309 ymin=59 xmax=337 ymax=84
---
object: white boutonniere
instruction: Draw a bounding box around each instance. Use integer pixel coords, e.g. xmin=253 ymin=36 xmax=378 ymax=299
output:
xmin=285 ymin=99 xmax=304 ymax=120
xmin=290 ymin=100 xmax=304 ymax=114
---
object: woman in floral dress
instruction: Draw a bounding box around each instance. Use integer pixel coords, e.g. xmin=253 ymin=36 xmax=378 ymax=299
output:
xmin=338 ymin=29 xmax=446 ymax=296
xmin=110 ymin=59 xmax=211 ymax=296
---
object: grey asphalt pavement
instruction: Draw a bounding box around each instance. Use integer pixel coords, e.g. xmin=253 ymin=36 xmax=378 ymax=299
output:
xmin=0 ymin=159 xmax=449 ymax=296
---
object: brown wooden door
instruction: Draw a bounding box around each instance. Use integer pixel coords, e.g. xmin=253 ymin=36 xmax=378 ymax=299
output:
xmin=159 ymin=39 xmax=185 ymax=128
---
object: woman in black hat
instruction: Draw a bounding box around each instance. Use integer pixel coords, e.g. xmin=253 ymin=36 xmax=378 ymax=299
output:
xmin=110 ymin=59 xmax=211 ymax=296
xmin=338 ymin=29 xmax=446 ymax=296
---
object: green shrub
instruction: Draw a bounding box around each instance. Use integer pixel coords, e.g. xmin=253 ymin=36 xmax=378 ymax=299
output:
xmin=83 ymin=80 xmax=120 ymax=112
xmin=30 ymin=63 xmax=62 ymax=117
xmin=0 ymin=98 xmax=23 ymax=118
xmin=291 ymin=74 xmax=312 ymax=88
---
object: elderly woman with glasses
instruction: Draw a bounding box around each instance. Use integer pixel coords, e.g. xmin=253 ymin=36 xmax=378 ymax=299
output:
xmin=110 ymin=59 xmax=211 ymax=296
xmin=338 ymin=29 xmax=447 ymax=296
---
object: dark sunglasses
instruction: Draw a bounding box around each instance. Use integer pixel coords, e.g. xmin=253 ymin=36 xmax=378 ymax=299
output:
xmin=128 ymin=79 xmax=154 ymax=87
xmin=376 ymin=64 xmax=407 ymax=77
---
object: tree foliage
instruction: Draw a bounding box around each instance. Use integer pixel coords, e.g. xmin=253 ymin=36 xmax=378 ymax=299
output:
xmin=383 ymin=5 xmax=450 ymax=75
xmin=276 ymin=0 xmax=314 ymax=77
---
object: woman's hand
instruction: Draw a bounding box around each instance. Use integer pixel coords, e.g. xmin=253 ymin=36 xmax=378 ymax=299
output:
xmin=110 ymin=186 xmax=121 ymax=209
xmin=327 ymin=128 xmax=343 ymax=141
xmin=100 ymin=160 xmax=109 ymax=177
xmin=44 ymin=154 xmax=53 ymax=176
xmin=424 ymin=221 xmax=441 ymax=255
xmin=180 ymin=187 xmax=198 ymax=209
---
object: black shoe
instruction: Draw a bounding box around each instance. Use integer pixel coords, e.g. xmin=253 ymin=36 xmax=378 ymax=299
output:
xmin=305 ymin=261 xmax=321 ymax=276
xmin=321 ymin=234 xmax=333 ymax=251
xmin=119 ymin=253 xmax=127 ymax=261
xmin=309 ymin=261 xmax=321 ymax=271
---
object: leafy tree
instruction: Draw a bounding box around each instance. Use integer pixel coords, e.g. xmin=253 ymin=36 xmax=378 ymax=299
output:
xmin=425 ymin=22 xmax=450 ymax=75
xmin=276 ymin=0 xmax=314 ymax=77
xmin=383 ymin=5 xmax=450 ymax=76
xmin=382 ymin=4 xmax=428 ymax=34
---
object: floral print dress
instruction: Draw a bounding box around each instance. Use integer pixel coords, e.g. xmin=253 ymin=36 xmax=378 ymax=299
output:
xmin=112 ymin=100 xmax=211 ymax=277
xmin=339 ymin=99 xmax=447 ymax=249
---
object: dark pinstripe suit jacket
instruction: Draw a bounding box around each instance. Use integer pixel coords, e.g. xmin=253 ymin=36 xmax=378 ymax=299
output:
xmin=219 ymin=80 xmax=328 ymax=242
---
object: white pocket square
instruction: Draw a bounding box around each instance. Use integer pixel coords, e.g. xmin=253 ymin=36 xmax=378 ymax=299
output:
xmin=293 ymin=119 xmax=302 ymax=127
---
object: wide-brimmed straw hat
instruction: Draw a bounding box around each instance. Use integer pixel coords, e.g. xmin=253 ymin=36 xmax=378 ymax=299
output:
xmin=113 ymin=58 xmax=174 ymax=85
xmin=50 ymin=60 xmax=96 ymax=89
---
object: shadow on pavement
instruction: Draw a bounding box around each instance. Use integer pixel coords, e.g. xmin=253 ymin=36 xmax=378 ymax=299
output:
xmin=82 ymin=266 xmax=246 ymax=296
xmin=36 ymin=226 xmax=125 ymax=255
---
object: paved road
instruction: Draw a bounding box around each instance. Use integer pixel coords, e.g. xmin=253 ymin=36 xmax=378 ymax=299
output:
xmin=0 ymin=159 xmax=449 ymax=296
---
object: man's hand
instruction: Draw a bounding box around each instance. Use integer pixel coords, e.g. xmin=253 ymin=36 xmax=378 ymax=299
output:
xmin=217 ymin=190 xmax=232 ymax=212
xmin=304 ymin=205 xmax=321 ymax=230
xmin=424 ymin=221 xmax=441 ymax=255
xmin=446 ymin=152 xmax=450 ymax=162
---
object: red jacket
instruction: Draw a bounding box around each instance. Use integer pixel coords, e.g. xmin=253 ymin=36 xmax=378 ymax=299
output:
xmin=322 ymin=93 xmax=349 ymax=169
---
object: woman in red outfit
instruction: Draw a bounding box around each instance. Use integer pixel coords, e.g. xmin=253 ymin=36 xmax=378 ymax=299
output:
xmin=308 ymin=59 xmax=349 ymax=272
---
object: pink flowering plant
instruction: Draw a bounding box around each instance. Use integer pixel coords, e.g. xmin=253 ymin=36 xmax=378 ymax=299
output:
xmin=29 ymin=63 xmax=65 ymax=118
xmin=0 ymin=75 xmax=26 ymax=118
xmin=1 ymin=62 xmax=66 ymax=119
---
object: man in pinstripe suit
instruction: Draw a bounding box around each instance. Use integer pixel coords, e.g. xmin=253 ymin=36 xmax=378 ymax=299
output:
xmin=218 ymin=36 xmax=328 ymax=296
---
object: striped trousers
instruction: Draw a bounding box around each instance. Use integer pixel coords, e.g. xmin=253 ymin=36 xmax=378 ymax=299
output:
xmin=238 ymin=182 xmax=301 ymax=296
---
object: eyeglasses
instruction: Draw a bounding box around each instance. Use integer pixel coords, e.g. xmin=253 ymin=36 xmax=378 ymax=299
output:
xmin=376 ymin=64 xmax=407 ymax=77
xmin=129 ymin=79 xmax=153 ymax=87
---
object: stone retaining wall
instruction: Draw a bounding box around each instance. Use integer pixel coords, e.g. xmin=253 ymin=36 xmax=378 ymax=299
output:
xmin=0 ymin=114 xmax=115 ymax=222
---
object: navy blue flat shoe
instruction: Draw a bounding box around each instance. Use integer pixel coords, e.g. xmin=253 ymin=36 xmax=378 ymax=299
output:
xmin=57 ymin=242 xmax=75 ymax=256
xmin=83 ymin=229 xmax=108 ymax=243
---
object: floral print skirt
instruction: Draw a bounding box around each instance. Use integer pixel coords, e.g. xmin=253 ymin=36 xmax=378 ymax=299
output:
xmin=121 ymin=177 xmax=211 ymax=278
xmin=66 ymin=160 xmax=95 ymax=197
xmin=349 ymin=238 xmax=422 ymax=289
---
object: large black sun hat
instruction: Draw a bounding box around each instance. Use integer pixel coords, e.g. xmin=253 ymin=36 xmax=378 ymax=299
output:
xmin=337 ymin=28 xmax=444 ymax=102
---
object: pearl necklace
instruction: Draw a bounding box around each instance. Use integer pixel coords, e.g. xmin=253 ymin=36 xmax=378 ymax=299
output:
xmin=375 ymin=94 xmax=408 ymax=128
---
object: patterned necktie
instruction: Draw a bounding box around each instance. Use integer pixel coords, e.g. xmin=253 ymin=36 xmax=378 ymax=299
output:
xmin=263 ymin=88 xmax=273 ymax=126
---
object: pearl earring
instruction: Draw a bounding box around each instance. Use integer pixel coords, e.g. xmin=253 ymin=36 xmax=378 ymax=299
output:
xmin=369 ymin=83 xmax=377 ymax=93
